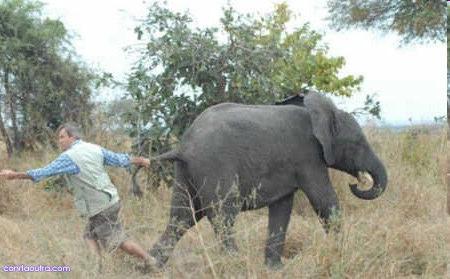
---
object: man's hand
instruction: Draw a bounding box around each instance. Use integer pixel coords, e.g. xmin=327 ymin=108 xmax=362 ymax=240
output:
xmin=131 ymin=157 xmax=151 ymax=168
xmin=0 ymin=169 xmax=19 ymax=180
xmin=0 ymin=169 xmax=31 ymax=180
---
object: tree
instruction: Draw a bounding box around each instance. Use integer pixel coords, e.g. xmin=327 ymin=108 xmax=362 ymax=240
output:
xmin=327 ymin=0 xmax=446 ymax=44
xmin=0 ymin=0 xmax=95 ymax=156
xmin=126 ymin=2 xmax=364 ymax=186
xmin=447 ymin=6 xmax=449 ymax=130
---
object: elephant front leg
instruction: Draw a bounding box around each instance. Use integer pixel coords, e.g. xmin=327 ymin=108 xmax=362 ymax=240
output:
xmin=301 ymin=172 xmax=341 ymax=234
xmin=265 ymin=193 xmax=294 ymax=269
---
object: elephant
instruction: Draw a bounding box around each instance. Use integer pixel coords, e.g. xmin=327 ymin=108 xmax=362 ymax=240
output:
xmin=134 ymin=90 xmax=388 ymax=268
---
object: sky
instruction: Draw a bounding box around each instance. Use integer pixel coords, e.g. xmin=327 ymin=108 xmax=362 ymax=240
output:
xmin=41 ymin=0 xmax=446 ymax=126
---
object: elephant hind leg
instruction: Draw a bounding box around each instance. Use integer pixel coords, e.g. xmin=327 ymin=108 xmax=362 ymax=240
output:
xmin=207 ymin=209 xmax=239 ymax=254
xmin=265 ymin=193 xmax=294 ymax=269
xmin=150 ymin=168 xmax=204 ymax=267
xmin=206 ymin=196 xmax=240 ymax=254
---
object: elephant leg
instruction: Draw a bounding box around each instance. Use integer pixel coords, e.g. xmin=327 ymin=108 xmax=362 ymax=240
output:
xmin=265 ymin=193 xmax=294 ymax=269
xmin=149 ymin=178 xmax=204 ymax=267
xmin=207 ymin=199 xmax=240 ymax=254
xmin=301 ymin=172 xmax=341 ymax=234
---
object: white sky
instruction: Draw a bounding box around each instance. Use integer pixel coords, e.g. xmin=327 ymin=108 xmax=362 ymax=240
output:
xmin=41 ymin=0 xmax=446 ymax=126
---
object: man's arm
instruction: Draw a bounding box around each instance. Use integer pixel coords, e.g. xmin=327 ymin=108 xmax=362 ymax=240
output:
xmin=102 ymin=149 xmax=150 ymax=168
xmin=0 ymin=170 xmax=32 ymax=180
xmin=130 ymin=156 xmax=150 ymax=167
xmin=0 ymin=154 xmax=79 ymax=182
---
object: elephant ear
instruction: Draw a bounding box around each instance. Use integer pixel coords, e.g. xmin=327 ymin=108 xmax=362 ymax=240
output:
xmin=304 ymin=92 xmax=337 ymax=166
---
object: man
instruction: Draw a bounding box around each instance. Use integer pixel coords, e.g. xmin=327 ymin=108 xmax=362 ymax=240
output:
xmin=0 ymin=123 xmax=155 ymax=270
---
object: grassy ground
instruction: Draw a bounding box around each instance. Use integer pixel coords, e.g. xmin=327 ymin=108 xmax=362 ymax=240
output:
xmin=0 ymin=125 xmax=448 ymax=278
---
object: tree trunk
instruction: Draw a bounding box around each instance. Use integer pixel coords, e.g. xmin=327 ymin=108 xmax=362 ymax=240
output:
xmin=8 ymin=94 xmax=20 ymax=150
xmin=447 ymin=95 xmax=449 ymax=138
xmin=4 ymin=70 xmax=20 ymax=150
xmin=447 ymin=154 xmax=449 ymax=215
xmin=217 ymin=75 xmax=227 ymax=101
xmin=1 ymin=69 xmax=13 ymax=158
xmin=0 ymin=103 xmax=13 ymax=158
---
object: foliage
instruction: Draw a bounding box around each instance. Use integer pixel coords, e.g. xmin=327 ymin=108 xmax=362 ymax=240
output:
xmin=127 ymin=2 xmax=364 ymax=169
xmin=351 ymin=94 xmax=381 ymax=119
xmin=447 ymin=6 xmax=449 ymax=129
xmin=43 ymin=176 xmax=66 ymax=193
xmin=448 ymin=6 xmax=450 ymax=69
xmin=327 ymin=0 xmax=446 ymax=44
xmin=400 ymin=127 xmax=435 ymax=174
xmin=0 ymin=0 xmax=96 ymax=156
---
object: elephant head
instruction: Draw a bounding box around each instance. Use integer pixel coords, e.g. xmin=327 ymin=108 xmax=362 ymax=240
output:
xmin=304 ymin=91 xmax=387 ymax=200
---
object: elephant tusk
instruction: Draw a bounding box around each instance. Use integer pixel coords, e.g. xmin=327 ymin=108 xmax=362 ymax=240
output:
xmin=357 ymin=171 xmax=373 ymax=187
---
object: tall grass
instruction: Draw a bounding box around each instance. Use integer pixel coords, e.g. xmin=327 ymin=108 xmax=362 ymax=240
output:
xmin=0 ymin=125 xmax=447 ymax=278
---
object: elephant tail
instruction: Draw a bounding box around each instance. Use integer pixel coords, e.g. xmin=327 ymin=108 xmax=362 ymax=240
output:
xmin=131 ymin=150 xmax=183 ymax=196
xmin=151 ymin=150 xmax=182 ymax=162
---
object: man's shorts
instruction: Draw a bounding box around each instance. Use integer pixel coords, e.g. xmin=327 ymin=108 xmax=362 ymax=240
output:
xmin=83 ymin=202 xmax=129 ymax=252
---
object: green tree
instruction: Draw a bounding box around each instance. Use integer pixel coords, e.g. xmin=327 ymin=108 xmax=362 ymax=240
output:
xmin=448 ymin=6 xmax=450 ymax=67
xmin=126 ymin=2 xmax=364 ymax=187
xmin=447 ymin=6 xmax=449 ymax=129
xmin=0 ymin=0 xmax=95 ymax=156
xmin=327 ymin=0 xmax=446 ymax=44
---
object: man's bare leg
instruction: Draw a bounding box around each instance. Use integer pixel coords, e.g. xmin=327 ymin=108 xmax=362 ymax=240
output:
xmin=85 ymin=238 xmax=102 ymax=271
xmin=85 ymin=238 xmax=101 ymax=256
xmin=119 ymin=239 xmax=149 ymax=260
xmin=120 ymin=239 xmax=159 ymax=272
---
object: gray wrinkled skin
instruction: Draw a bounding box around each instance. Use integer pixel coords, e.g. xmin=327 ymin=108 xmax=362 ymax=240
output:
xmin=140 ymin=91 xmax=387 ymax=269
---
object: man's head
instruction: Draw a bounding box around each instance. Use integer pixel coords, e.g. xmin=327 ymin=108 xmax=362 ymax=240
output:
xmin=56 ymin=123 xmax=83 ymax=151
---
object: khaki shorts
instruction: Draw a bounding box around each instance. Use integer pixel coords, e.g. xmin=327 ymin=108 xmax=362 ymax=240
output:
xmin=83 ymin=202 xmax=129 ymax=252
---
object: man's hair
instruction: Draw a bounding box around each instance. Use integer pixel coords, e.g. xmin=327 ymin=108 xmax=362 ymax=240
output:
xmin=56 ymin=123 xmax=83 ymax=139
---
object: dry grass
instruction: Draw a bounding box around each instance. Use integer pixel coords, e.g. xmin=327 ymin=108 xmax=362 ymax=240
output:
xmin=0 ymin=125 xmax=448 ymax=278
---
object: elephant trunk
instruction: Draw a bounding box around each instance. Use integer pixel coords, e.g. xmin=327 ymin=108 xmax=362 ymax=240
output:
xmin=349 ymin=157 xmax=387 ymax=200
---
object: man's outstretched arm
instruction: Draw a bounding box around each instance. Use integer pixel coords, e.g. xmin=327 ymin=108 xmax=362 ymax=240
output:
xmin=0 ymin=170 xmax=32 ymax=180
xmin=0 ymin=154 xmax=79 ymax=182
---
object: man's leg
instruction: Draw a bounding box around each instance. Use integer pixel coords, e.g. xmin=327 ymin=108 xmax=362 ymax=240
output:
xmin=120 ymin=239 xmax=159 ymax=273
xmin=84 ymin=237 xmax=103 ymax=272
xmin=119 ymin=239 xmax=149 ymax=260
xmin=85 ymin=238 xmax=101 ymax=257
xmin=94 ymin=203 xmax=157 ymax=271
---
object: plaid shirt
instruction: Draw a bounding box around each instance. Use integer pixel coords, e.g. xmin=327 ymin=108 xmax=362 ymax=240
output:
xmin=26 ymin=140 xmax=131 ymax=182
